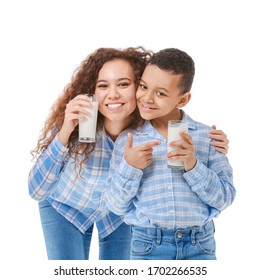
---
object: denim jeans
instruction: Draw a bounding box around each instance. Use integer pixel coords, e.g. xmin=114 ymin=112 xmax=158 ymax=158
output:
xmin=130 ymin=221 xmax=216 ymax=260
xmin=38 ymin=200 xmax=131 ymax=260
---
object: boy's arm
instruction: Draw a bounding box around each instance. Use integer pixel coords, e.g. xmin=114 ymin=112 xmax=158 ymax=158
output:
xmin=28 ymin=135 xmax=69 ymax=201
xmin=183 ymin=145 xmax=235 ymax=212
xmin=103 ymin=134 xmax=144 ymax=215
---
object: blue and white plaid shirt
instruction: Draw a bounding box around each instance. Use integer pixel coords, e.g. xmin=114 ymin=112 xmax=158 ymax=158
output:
xmin=104 ymin=112 xmax=236 ymax=230
xmin=28 ymin=129 xmax=123 ymax=238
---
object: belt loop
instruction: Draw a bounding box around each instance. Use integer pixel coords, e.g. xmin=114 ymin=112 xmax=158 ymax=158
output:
xmin=191 ymin=228 xmax=196 ymax=245
xmin=156 ymin=228 xmax=162 ymax=245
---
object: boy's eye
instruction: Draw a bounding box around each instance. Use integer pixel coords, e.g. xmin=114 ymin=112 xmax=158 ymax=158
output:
xmin=156 ymin=91 xmax=166 ymax=97
xmin=139 ymin=84 xmax=147 ymax=90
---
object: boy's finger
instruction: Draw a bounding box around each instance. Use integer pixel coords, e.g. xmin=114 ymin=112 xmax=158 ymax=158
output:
xmin=138 ymin=140 xmax=161 ymax=151
xmin=179 ymin=132 xmax=192 ymax=144
xmin=125 ymin=133 xmax=133 ymax=149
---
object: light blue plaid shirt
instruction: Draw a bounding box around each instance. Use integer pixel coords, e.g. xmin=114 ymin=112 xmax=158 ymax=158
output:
xmin=28 ymin=129 xmax=123 ymax=238
xmin=104 ymin=112 xmax=236 ymax=229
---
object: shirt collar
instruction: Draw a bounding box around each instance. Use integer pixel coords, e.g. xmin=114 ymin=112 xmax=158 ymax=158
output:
xmin=136 ymin=110 xmax=197 ymax=138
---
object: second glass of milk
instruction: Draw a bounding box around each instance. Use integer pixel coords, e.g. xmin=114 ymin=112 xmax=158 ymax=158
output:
xmin=167 ymin=120 xmax=188 ymax=169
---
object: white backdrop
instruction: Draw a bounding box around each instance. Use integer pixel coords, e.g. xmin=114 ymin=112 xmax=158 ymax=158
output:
xmin=1 ymin=0 xmax=259 ymax=279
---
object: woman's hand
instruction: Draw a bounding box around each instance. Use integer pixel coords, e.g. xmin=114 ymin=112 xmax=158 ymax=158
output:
xmin=209 ymin=125 xmax=229 ymax=154
xmin=58 ymin=95 xmax=93 ymax=146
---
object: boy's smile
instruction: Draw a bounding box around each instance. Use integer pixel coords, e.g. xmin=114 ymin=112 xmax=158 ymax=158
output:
xmin=138 ymin=102 xmax=158 ymax=112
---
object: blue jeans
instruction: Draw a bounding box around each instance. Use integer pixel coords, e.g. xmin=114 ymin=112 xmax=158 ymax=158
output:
xmin=130 ymin=221 xmax=216 ymax=260
xmin=38 ymin=200 xmax=131 ymax=260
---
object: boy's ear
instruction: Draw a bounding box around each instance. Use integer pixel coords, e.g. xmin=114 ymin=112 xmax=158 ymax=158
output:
xmin=177 ymin=92 xmax=191 ymax=108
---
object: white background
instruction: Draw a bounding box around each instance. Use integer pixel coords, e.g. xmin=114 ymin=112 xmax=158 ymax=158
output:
xmin=0 ymin=0 xmax=259 ymax=279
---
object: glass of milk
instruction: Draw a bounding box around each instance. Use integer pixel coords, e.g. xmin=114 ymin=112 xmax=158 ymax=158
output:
xmin=167 ymin=120 xmax=188 ymax=168
xmin=78 ymin=94 xmax=98 ymax=143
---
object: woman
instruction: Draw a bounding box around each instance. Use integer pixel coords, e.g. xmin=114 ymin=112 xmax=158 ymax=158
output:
xmin=28 ymin=47 xmax=229 ymax=260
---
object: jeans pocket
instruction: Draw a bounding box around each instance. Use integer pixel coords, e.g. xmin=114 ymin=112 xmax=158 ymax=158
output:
xmin=196 ymin=232 xmax=216 ymax=255
xmin=131 ymin=235 xmax=156 ymax=256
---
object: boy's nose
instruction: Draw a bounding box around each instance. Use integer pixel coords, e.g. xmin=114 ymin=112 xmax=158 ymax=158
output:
xmin=142 ymin=91 xmax=154 ymax=103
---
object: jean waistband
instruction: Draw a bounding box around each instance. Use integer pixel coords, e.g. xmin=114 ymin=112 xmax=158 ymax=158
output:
xmin=131 ymin=221 xmax=214 ymax=246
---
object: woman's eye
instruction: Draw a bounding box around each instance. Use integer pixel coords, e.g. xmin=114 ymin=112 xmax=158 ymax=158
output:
xmin=97 ymin=84 xmax=108 ymax=89
xmin=118 ymin=83 xmax=130 ymax=88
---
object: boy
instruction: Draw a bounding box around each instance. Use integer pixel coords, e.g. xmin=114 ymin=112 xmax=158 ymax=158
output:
xmin=104 ymin=48 xmax=235 ymax=260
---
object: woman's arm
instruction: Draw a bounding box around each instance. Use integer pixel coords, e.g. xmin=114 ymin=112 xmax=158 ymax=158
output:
xmin=28 ymin=94 xmax=92 ymax=200
xmin=28 ymin=135 xmax=69 ymax=201
xmin=209 ymin=125 xmax=229 ymax=154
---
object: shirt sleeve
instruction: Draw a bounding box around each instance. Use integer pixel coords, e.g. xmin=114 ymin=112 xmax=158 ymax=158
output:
xmin=183 ymin=146 xmax=236 ymax=212
xmin=103 ymin=137 xmax=143 ymax=216
xmin=28 ymin=135 xmax=69 ymax=201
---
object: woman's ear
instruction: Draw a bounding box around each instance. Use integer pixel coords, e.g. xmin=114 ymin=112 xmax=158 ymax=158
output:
xmin=177 ymin=92 xmax=191 ymax=108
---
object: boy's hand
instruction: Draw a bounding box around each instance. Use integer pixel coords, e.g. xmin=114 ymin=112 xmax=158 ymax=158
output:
xmin=167 ymin=132 xmax=197 ymax=172
xmin=124 ymin=133 xmax=161 ymax=169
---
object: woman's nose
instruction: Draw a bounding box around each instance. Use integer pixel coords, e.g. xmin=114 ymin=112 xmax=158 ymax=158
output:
xmin=107 ymin=86 xmax=120 ymax=99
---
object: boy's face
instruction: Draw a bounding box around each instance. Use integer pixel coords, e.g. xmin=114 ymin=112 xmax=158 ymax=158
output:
xmin=136 ymin=64 xmax=190 ymax=122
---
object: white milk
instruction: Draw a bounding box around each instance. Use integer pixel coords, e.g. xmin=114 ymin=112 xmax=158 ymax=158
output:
xmin=79 ymin=101 xmax=98 ymax=143
xmin=167 ymin=120 xmax=188 ymax=168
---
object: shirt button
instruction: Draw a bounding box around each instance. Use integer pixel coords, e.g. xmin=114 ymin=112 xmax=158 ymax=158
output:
xmin=177 ymin=232 xmax=185 ymax=238
xmin=169 ymin=210 xmax=175 ymax=214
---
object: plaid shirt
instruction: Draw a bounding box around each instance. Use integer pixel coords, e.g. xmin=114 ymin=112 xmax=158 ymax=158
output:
xmin=104 ymin=112 xmax=236 ymax=229
xmin=28 ymin=130 xmax=123 ymax=238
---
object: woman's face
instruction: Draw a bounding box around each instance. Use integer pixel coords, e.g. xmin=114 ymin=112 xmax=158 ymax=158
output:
xmin=95 ymin=59 xmax=137 ymax=122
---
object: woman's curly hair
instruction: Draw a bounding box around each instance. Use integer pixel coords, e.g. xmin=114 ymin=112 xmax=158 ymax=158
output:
xmin=31 ymin=47 xmax=153 ymax=165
